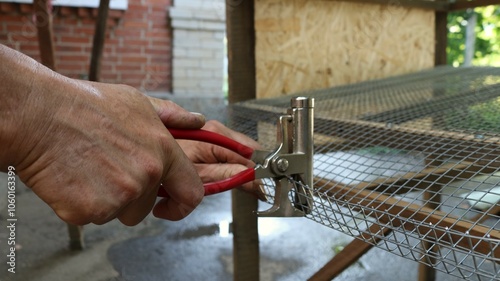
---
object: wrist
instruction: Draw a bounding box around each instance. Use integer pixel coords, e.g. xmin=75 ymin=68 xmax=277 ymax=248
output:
xmin=0 ymin=45 xmax=68 ymax=170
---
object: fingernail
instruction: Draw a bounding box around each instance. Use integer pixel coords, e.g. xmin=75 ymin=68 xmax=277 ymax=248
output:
xmin=190 ymin=112 xmax=206 ymax=123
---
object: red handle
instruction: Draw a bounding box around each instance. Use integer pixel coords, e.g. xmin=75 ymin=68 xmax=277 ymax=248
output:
xmin=156 ymin=128 xmax=256 ymax=197
xmin=157 ymin=168 xmax=255 ymax=197
xmin=168 ymin=128 xmax=254 ymax=159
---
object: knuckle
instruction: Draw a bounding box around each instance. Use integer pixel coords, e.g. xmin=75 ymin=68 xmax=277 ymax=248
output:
xmin=142 ymin=156 xmax=164 ymax=184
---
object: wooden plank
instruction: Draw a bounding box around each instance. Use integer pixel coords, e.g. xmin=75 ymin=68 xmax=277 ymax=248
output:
xmin=316 ymin=179 xmax=500 ymax=261
xmin=88 ymin=0 xmax=110 ymax=82
xmin=226 ymin=0 xmax=259 ymax=281
xmin=308 ymin=224 xmax=392 ymax=281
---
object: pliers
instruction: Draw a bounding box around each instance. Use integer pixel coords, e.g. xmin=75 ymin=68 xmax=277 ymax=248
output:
xmin=157 ymin=96 xmax=315 ymax=217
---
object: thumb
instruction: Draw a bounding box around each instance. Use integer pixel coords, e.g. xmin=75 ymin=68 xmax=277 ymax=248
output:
xmin=148 ymin=96 xmax=205 ymax=129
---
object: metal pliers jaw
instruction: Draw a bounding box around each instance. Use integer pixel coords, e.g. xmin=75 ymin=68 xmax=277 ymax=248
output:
xmin=254 ymin=97 xmax=315 ymax=217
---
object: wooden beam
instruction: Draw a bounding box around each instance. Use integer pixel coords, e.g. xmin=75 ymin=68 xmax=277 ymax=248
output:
xmin=88 ymin=0 xmax=110 ymax=82
xmin=449 ymin=0 xmax=500 ymax=11
xmin=308 ymin=224 xmax=392 ymax=281
xmin=226 ymin=0 xmax=259 ymax=281
xmin=332 ymin=0 xmax=449 ymax=11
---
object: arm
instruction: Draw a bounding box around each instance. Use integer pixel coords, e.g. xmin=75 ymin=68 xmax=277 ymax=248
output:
xmin=0 ymin=44 xmax=205 ymax=225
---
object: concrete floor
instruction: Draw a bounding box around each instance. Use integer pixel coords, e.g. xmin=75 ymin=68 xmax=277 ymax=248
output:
xmin=0 ymin=173 xmax=468 ymax=281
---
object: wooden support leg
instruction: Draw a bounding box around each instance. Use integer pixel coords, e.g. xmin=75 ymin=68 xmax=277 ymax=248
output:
xmin=67 ymin=224 xmax=85 ymax=250
xmin=226 ymin=0 xmax=258 ymax=279
xmin=232 ymin=190 xmax=259 ymax=281
xmin=308 ymin=224 xmax=392 ymax=281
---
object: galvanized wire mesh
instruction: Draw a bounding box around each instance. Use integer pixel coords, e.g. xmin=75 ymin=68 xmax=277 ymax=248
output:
xmin=228 ymin=66 xmax=500 ymax=280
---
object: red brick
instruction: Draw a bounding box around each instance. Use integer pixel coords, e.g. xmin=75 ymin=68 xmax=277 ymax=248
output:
xmin=116 ymin=45 xmax=143 ymax=54
xmin=121 ymin=55 xmax=148 ymax=63
xmin=77 ymin=8 xmax=90 ymax=18
xmin=19 ymin=4 xmax=32 ymax=14
xmin=108 ymin=10 xmax=125 ymax=19
xmin=9 ymin=33 xmax=35 ymax=43
xmin=58 ymin=7 xmax=74 ymax=16
xmin=73 ymin=26 xmax=95 ymax=36
xmin=114 ymin=28 xmax=143 ymax=38
xmin=59 ymin=54 xmax=90 ymax=63
xmin=128 ymin=3 xmax=149 ymax=12
xmin=123 ymin=20 xmax=149 ymax=29
xmin=122 ymin=39 xmax=148 ymax=46
xmin=56 ymin=62 xmax=86 ymax=71
xmin=55 ymin=44 xmax=84 ymax=53
xmin=57 ymin=36 xmax=91 ymax=44
xmin=0 ymin=3 xmax=17 ymax=13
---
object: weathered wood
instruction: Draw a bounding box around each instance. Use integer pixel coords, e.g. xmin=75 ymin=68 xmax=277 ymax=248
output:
xmin=308 ymin=224 xmax=392 ymax=281
xmin=226 ymin=0 xmax=259 ymax=280
xmin=34 ymin=0 xmax=56 ymax=69
xmin=434 ymin=11 xmax=448 ymax=66
xmin=88 ymin=0 xmax=110 ymax=82
xmin=226 ymin=0 xmax=256 ymax=104
xmin=449 ymin=0 xmax=500 ymax=10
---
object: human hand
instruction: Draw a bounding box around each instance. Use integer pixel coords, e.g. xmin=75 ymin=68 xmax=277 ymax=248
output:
xmin=176 ymin=120 xmax=266 ymax=201
xmin=12 ymin=76 xmax=205 ymax=225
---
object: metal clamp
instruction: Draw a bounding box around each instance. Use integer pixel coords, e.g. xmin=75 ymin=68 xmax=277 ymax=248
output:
xmin=257 ymin=97 xmax=314 ymax=217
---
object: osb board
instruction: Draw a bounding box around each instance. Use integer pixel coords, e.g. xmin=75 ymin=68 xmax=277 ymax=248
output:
xmin=255 ymin=0 xmax=435 ymax=99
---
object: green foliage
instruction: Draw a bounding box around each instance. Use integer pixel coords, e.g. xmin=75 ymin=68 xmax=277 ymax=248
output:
xmin=447 ymin=6 xmax=500 ymax=66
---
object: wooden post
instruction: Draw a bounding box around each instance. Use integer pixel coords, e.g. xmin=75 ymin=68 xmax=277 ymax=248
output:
xmin=89 ymin=0 xmax=110 ymax=82
xmin=434 ymin=11 xmax=448 ymax=66
xmin=226 ymin=0 xmax=259 ymax=280
xmin=34 ymin=0 xmax=55 ymax=69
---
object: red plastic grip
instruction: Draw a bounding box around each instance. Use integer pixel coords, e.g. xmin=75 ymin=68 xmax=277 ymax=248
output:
xmin=168 ymin=128 xmax=254 ymax=159
xmin=157 ymin=168 xmax=255 ymax=197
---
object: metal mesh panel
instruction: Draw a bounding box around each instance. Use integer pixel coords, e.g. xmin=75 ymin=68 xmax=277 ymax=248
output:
xmin=228 ymin=66 xmax=500 ymax=280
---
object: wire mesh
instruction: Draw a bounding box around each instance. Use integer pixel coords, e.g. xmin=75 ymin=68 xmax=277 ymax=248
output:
xmin=228 ymin=66 xmax=500 ymax=280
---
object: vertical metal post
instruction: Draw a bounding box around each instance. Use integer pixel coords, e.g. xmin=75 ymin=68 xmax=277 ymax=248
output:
xmin=290 ymin=97 xmax=314 ymax=214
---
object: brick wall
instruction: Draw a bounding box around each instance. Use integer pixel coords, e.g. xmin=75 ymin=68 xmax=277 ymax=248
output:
xmin=0 ymin=0 xmax=172 ymax=92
